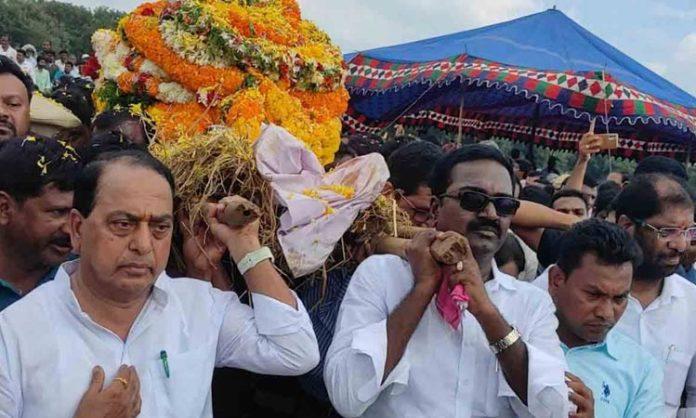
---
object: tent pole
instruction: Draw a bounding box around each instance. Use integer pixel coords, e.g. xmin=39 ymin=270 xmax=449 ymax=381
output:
xmin=457 ymin=95 xmax=464 ymax=144
xmin=687 ymin=142 xmax=693 ymax=166
xmin=526 ymin=102 xmax=541 ymax=164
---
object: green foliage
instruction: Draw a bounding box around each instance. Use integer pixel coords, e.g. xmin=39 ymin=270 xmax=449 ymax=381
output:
xmin=0 ymin=0 xmax=122 ymax=56
xmin=391 ymin=126 xmax=649 ymax=183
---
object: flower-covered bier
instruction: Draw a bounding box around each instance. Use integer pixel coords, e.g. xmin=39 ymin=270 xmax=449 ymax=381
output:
xmin=91 ymin=0 xmax=348 ymax=165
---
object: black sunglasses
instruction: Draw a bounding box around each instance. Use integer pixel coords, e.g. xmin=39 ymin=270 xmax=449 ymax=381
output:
xmin=440 ymin=189 xmax=520 ymax=217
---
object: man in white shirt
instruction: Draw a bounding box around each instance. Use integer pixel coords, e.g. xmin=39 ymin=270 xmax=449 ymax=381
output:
xmin=613 ymin=173 xmax=696 ymax=417
xmin=325 ymin=145 xmax=569 ymax=418
xmin=0 ymin=36 xmax=16 ymax=62
xmin=533 ymin=173 xmax=696 ymax=418
xmin=0 ymin=150 xmax=320 ymax=417
xmin=14 ymin=50 xmax=33 ymax=79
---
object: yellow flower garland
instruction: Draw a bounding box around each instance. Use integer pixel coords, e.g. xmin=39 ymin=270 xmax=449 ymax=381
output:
xmin=95 ymin=0 xmax=348 ymax=165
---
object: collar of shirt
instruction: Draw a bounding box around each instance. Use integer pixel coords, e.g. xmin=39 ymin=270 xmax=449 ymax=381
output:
xmin=628 ymin=274 xmax=686 ymax=312
xmin=561 ymin=329 xmax=620 ymax=361
xmin=55 ymin=259 xmax=171 ymax=314
xmin=0 ymin=266 xmax=58 ymax=311
xmin=486 ymin=261 xmax=518 ymax=293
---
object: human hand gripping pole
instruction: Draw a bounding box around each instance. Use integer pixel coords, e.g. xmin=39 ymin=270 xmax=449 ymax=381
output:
xmin=206 ymin=195 xmax=296 ymax=308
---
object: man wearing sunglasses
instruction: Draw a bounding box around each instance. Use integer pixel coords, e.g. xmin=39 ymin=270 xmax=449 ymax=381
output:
xmin=612 ymin=173 xmax=696 ymax=417
xmin=325 ymin=145 xmax=569 ymax=418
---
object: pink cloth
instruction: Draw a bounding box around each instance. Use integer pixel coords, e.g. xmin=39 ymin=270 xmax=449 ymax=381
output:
xmin=254 ymin=124 xmax=389 ymax=278
xmin=435 ymin=273 xmax=469 ymax=330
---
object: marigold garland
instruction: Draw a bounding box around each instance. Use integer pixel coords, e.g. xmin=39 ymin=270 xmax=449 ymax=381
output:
xmin=122 ymin=14 xmax=246 ymax=98
xmin=93 ymin=0 xmax=348 ymax=165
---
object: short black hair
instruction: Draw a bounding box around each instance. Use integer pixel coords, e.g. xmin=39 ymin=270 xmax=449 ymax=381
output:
xmin=429 ymin=144 xmax=515 ymax=197
xmin=334 ymin=142 xmax=357 ymax=161
xmin=551 ymin=189 xmax=588 ymax=210
xmin=59 ymin=49 xmax=68 ymax=55
xmin=92 ymin=109 xmax=142 ymax=133
xmin=594 ymin=181 xmax=621 ymax=214
xmin=495 ymin=233 xmax=525 ymax=274
xmin=343 ymin=133 xmax=381 ymax=156
xmin=557 ymin=218 xmax=643 ymax=275
xmin=378 ymin=140 xmax=403 ymax=161
xmin=516 ymin=158 xmax=533 ymax=174
xmin=51 ymin=82 xmax=95 ymax=126
xmin=73 ymin=150 xmax=175 ymax=218
xmin=635 ymin=156 xmax=688 ymax=180
xmin=519 ymin=185 xmax=552 ymax=207
xmin=389 ymin=140 xmax=443 ymax=195
xmin=614 ymin=173 xmax=693 ymax=221
xmin=0 ymin=55 xmax=33 ymax=100
xmin=91 ymin=109 xmax=153 ymax=144
xmin=583 ymin=173 xmax=599 ymax=188
xmin=0 ymin=136 xmax=81 ymax=202
xmin=78 ymin=131 xmax=149 ymax=165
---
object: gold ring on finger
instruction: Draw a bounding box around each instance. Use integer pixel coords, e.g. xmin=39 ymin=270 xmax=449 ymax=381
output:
xmin=114 ymin=377 xmax=129 ymax=389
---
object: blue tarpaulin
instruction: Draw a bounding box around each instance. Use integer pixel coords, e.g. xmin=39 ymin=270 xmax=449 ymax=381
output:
xmin=345 ymin=8 xmax=696 ymax=107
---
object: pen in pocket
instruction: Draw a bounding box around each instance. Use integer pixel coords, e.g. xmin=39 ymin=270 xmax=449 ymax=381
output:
xmin=160 ymin=350 xmax=170 ymax=378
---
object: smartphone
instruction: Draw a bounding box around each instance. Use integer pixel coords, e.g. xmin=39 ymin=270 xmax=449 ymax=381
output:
xmin=596 ymin=133 xmax=619 ymax=150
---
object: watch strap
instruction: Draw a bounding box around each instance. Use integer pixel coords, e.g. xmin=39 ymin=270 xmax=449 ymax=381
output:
xmin=237 ymin=246 xmax=274 ymax=275
xmin=490 ymin=328 xmax=521 ymax=355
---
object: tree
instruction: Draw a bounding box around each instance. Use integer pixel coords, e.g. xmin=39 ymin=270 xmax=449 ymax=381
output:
xmin=0 ymin=0 xmax=122 ymax=56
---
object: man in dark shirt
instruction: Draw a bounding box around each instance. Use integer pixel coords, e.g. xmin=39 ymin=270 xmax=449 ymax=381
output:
xmin=0 ymin=137 xmax=80 ymax=310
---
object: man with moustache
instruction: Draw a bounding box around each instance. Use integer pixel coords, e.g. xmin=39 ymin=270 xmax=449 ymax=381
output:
xmin=612 ymin=173 xmax=696 ymax=417
xmin=0 ymin=136 xmax=80 ymax=310
xmin=0 ymin=56 xmax=32 ymax=141
xmin=0 ymin=150 xmax=319 ymax=417
xmin=545 ymin=219 xmax=663 ymax=417
xmin=325 ymin=145 xmax=569 ymax=418
xmin=535 ymin=173 xmax=696 ymax=417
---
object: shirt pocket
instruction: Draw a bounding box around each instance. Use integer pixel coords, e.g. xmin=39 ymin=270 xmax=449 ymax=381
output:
xmin=664 ymin=350 xmax=692 ymax=407
xmin=148 ymin=343 xmax=217 ymax=417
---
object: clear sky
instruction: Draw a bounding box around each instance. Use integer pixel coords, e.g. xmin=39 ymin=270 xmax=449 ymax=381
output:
xmin=64 ymin=0 xmax=696 ymax=97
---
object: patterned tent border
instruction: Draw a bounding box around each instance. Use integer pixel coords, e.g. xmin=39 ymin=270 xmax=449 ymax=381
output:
xmin=345 ymin=53 xmax=696 ymax=135
xmin=342 ymin=111 xmax=690 ymax=160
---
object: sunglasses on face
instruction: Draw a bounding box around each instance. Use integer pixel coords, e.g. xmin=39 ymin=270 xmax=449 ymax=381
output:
xmin=439 ymin=189 xmax=521 ymax=217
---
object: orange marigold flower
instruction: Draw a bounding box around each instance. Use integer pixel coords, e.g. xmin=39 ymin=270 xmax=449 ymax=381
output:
xmin=148 ymin=102 xmax=222 ymax=141
xmin=291 ymin=88 xmax=349 ymax=122
xmin=122 ymin=14 xmax=245 ymax=98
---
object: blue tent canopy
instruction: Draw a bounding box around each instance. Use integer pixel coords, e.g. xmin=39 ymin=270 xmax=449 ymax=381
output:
xmin=345 ymin=8 xmax=696 ymax=108
xmin=343 ymin=8 xmax=696 ymax=159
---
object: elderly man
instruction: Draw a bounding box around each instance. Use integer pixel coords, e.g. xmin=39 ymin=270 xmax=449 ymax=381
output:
xmin=0 ymin=150 xmax=320 ymax=417
xmin=0 ymin=137 xmax=80 ymax=310
xmin=0 ymin=56 xmax=32 ymax=141
xmin=325 ymin=145 xmax=569 ymax=418
xmin=543 ymin=219 xmax=664 ymax=417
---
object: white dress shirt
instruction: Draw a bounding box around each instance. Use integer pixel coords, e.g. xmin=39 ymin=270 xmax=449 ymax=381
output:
xmin=0 ymin=260 xmax=320 ymax=418
xmin=533 ymin=270 xmax=696 ymax=418
xmin=324 ymin=255 xmax=569 ymax=418
xmin=0 ymin=47 xmax=16 ymax=62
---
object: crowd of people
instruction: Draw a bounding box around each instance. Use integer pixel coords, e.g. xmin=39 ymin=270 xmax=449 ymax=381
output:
xmin=0 ymin=35 xmax=93 ymax=96
xmin=0 ymin=37 xmax=695 ymax=418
